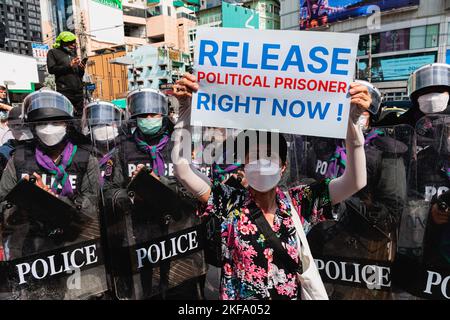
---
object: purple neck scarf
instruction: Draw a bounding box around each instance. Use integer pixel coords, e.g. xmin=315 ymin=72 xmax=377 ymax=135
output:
xmin=134 ymin=130 xmax=170 ymax=176
xmin=326 ymin=129 xmax=383 ymax=179
xmin=35 ymin=142 xmax=78 ymax=197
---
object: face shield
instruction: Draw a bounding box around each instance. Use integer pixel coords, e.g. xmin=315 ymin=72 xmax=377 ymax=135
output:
xmin=127 ymin=89 xmax=168 ymax=119
xmin=83 ymin=101 xmax=123 ymax=143
xmin=24 ymin=90 xmax=74 ymax=122
xmin=355 ymin=80 xmax=383 ymax=117
xmin=408 ymin=63 xmax=450 ymax=103
xmin=6 ymin=106 xmax=33 ymax=141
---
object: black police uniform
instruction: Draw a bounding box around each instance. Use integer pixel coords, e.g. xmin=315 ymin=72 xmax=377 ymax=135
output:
xmin=102 ymin=120 xmax=206 ymax=300
xmin=307 ymin=131 xmax=409 ymax=300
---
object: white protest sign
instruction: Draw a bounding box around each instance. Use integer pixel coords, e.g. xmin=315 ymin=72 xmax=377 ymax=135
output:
xmin=191 ymin=27 xmax=359 ymax=139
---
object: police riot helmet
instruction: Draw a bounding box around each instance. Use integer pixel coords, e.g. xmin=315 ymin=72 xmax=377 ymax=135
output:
xmin=84 ymin=100 xmax=123 ymax=127
xmin=7 ymin=105 xmax=25 ymax=126
xmin=408 ymin=63 xmax=450 ymax=101
xmin=355 ymin=80 xmax=382 ymax=116
xmin=127 ymin=88 xmax=168 ymax=119
xmin=24 ymin=89 xmax=74 ymax=122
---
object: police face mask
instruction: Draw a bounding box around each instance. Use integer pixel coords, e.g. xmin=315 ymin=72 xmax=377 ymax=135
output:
xmin=137 ymin=117 xmax=163 ymax=136
xmin=92 ymin=125 xmax=119 ymax=142
xmin=244 ymin=158 xmax=282 ymax=193
xmin=35 ymin=123 xmax=67 ymax=146
xmin=418 ymin=92 xmax=450 ymax=114
xmin=11 ymin=128 xmax=33 ymax=141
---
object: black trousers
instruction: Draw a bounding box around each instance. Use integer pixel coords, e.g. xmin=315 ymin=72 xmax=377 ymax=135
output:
xmin=58 ymin=91 xmax=84 ymax=118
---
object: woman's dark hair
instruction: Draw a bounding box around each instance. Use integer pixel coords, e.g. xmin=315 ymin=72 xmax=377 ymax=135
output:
xmin=234 ymin=130 xmax=288 ymax=165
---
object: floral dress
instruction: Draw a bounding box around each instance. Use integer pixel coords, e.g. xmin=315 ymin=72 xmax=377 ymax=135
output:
xmin=200 ymin=179 xmax=332 ymax=300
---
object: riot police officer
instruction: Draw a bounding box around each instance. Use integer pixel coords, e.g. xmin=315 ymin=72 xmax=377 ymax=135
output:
xmin=0 ymin=107 xmax=33 ymax=176
xmin=376 ymin=63 xmax=450 ymax=127
xmin=82 ymin=101 xmax=124 ymax=186
xmin=393 ymin=63 xmax=450 ymax=299
xmin=102 ymin=88 xmax=206 ymax=300
xmin=0 ymin=89 xmax=104 ymax=299
xmin=306 ymin=80 xmax=410 ymax=300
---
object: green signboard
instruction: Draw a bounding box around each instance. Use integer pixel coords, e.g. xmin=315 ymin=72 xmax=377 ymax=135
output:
xmin=222 ymin=3 xmax=259 ymax=29
xmin=93 ymin=0 xmax=122 ymax=10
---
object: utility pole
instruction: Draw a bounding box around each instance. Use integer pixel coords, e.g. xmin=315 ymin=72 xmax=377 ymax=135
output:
xmin=73 ymin=0 xmax=88 ymax=59
xmin=368 ymin=33 xmax=372 ymax=83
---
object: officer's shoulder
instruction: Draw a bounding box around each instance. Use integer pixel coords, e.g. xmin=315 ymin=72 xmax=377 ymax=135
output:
xmin=373 ymin=135 xmax=408 ymax=154
xmin=76 ymin=143 xmax=95 ymax=153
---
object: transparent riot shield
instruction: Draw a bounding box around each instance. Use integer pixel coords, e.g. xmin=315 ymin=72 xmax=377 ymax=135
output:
xmin=393 ymin=115 xmax=450 ymax=300
xmin=102 ymin=119 xmax=207 ymax=300
xmin=302 ymin=125 xmax=414 ymax=300
xmin=0 ymin=119 xmax=108 ymax=300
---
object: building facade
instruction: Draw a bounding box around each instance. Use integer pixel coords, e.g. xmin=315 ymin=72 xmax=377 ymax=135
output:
xmin=40 ymin=0 xmax=198 ymax=57
xmin=280 ymin=0 xmax=450 ymax=101
xmin=189 ymin=0 xmax=280 ymax=56
xmin=0 ymin=0 xmax=42 ymax=56
xmin=126 ymin=44 xmax=192 ymax=92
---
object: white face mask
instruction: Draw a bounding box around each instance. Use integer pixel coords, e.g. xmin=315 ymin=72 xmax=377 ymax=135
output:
xmin=92 ymin=125 xmax=119 ymax=142
xmin=35 ymin=123 xmax=67 ymax=146
xmin=418 ymin=92 xmax=450 ymax=114
xmin=244 ymin=158 xmax=282 ymax=193
xmin=11 ymin=128 xmax=33 ymax=141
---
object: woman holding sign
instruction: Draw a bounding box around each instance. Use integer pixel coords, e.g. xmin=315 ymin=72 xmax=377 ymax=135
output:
xmin=171 ymin=73 xmax=371 ymax=300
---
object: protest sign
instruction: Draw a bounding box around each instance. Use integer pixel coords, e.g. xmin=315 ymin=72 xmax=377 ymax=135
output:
xmin=191 ymin=27 xmax=359 ymax=139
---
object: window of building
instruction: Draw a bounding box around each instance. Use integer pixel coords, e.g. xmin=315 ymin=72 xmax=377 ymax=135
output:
xmin=366 ymin=52 xmax=437 ymax=82
xmin=358 ymin=34 xmax=370 ymax=56
xmin=410 ymin=25 xmax=439 ymax=49
xmin=167 ymin=6 xmax=171 ymax=17
xmin=448 ymin=22 xmax=450 ymax=45
xmin=274 ymin=5 xmax=280 ymax=15
xmin=379 ymin=28 xmax=410 ymax=53
xmin=425 ymin=24 xmax=439 ymax=48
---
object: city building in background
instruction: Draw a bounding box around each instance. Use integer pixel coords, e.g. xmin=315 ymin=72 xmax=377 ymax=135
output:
xmin=126 ymin=44 xmax=192 ymax=93
xmin=188 ymin=0 xmax=280 ymax=55
xmin=0 ymin=0 xmax=42 ymax=56
xmin=85 ymin=50 xmax=128 ymax=101
xmin=40 ymin=0 xmax=198 ymax=57
xmin=281 ymin=0 xmax=450 ymax=101
xmin=38 ymin=0 xmax=199 ymax=102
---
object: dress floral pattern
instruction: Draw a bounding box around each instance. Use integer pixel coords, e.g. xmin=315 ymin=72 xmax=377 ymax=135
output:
xmin=200 ymin=179 xmax=332 ymax=300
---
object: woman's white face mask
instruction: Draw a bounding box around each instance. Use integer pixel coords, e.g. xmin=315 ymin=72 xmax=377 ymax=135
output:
xmin=35 ymin=123 xmax=67 ymax=146
xmin=418 ymin=92 xmax=450 ymax=114
xmin=244 ymin=158 xmax=282 ymax=193
xmin=92 ymin=125 xmax=119 ymax=142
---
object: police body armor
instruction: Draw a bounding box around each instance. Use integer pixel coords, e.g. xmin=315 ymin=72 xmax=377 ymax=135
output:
xmin=103 ymin=122 xmax=207 ymax=300
xmin=0 ymin=121 xmax=108 ymax=300
xmin=305 ymin=126 xmax=412 ymax=300
xmin=394 ymin=115 xmax=450 ymax=300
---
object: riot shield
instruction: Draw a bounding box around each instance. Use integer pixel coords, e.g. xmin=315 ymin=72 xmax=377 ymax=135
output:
xmin=0 ymin=119 xmax=108 ymax=300
xmin=393 ymin=115 xmax=450 ymax=300
xmin=303 ymin=125 xmax=413 ymax=300
xmin=102 ymin=119 xmax=207 ymax=300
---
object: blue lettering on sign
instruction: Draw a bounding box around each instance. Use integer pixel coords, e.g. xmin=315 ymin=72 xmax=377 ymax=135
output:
xmin=221 ymin=41 xmax=240 ymax=68
xmin=199 ymin=40 xmax=219 ymax=66
xmin=331 ymin=48 xmax=351 ymax=76
xmin=272 ymin=99 xmax=330 ymax=120
xmin=242 ymin=42 xmax=258 ymax=69
xmin=281 ymin=45 xmax=305 ymax=72
xmin=198 ymin=93 xmax=333 ymax=120
xmin=308 ymin=46 xmax=329 ymax=74
xmin=197 ymin=39 xmax=352 ymax=75
xmin=261 ymin=43 xmax=280 ymax=71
